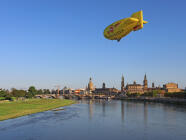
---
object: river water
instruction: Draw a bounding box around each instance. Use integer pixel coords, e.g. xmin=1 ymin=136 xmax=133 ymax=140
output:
xmin=0 ymin=100 xmax=186 ymax=140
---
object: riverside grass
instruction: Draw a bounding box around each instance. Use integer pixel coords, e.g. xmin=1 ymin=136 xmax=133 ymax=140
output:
xmin=0 ymin=99 xmax=74 ymax=121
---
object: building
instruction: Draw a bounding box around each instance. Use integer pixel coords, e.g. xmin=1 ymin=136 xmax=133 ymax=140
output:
xmin=88 ymin=77 xmax=94 ymax=91
xmin=143 ymin=74 xmax=148 ymax=91
xmin=102 ymin=82 xmax=106 ymax=89
xmin=152 ymin=82 xmax=155 ymax=88
xmin=163 ymin=83 xmax=181 ymax=93
xmin=121 ymin=75 xmax=125 ymax=93
xmin=72 ymin=89 xmax=85 ymax=94
xmin=94 ymin=83 xmax=119 ymax=95
xmin=126 ymin=81 xmax=144 ymax=94
xmin=125 ymin=74 xmax=148 ymax=94
xmin=63 ymin=87 xmax=72 ymax=94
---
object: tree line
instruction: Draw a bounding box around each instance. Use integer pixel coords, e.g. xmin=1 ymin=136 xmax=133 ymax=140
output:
xmin=0 ymin=86 xmax=55 ymax=100
xmin=126 ymin=90 xmax=186 ymax=98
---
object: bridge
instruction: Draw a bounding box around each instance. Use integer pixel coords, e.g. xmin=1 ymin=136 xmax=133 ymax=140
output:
xmin=35 ymin=94 xmax=116 ymax=100
xmin=63 ymin=94 xmax=116 ymax=100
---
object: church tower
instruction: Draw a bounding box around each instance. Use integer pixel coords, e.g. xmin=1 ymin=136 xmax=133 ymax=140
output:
xmin=88 ymin=77 xmax=94 ymax=91
xmin=143 ymin=74 xmax=148 ymax=89
xmin=102 ymin=82 xmax=106 ymax=89
xmin=121 ymin=75 xmax=125 ymax=92
xmin=152 ymin=82 xmax=155 ymax=88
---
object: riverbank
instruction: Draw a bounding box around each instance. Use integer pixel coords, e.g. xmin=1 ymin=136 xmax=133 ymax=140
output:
xmin=0 ymin=99 xmax=75 ymax=121
xmin=115 ymin=97 xmax=186 ymax=105
xmin=63 ymin=94 xmax=186 ymax=106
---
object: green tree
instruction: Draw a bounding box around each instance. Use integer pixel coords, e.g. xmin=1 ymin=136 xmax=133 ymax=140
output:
xmin=37 ymin=89 xmax=43 ymax=95
xmin=11 ymin=88 xmax=26 ymax=97
xmin=0 ymin=90 xmax=7 ymax=97
xmin=27 ymin=86 xmax=37 ymax=98
xmin=43 ymin=89 xmax=51 ymax=94
xmin=152 ymin=90 xmax=159 ymax=97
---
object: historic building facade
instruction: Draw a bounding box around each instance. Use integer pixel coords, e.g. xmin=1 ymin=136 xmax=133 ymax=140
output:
xmin=123 ymin=74 xmax=149 ymax=94
xmin=126 ymin=81 xmax=144 ymax=94
xmin=94 ymin=83 xmax=119 ymax=95
xmin=163 ymin=83 xmax=181 ymax=93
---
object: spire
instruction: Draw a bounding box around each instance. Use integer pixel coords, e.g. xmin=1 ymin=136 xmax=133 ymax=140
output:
xmin=122 ymin=74 xmax=124 ymax=80
xmin=133 ymin=81 xmax=136 ymax=85
xmin=121 ymin=74 xmax=125 ymax=92
xmin=143 ymin=73 xmax=148 ymax=89
xmin=152 ymin=82 xmax=155 ymax=88
xmin=102 ymin=82 xmax=106 ymax=89
xmin=144 ymin=73 xmax=147 ymax=80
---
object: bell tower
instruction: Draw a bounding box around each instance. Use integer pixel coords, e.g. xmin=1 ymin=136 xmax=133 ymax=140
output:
xmin=143 ymin=74 xmax=148 ymax=89
xmin=102 ymin=82 xmax=106 ymax=89
xmin=121 ymin=75 xmax=125 ymax=92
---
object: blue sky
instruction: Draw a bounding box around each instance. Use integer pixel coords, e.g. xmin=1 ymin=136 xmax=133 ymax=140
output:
xmin=0 ymin=0 xmax=186 ymax=90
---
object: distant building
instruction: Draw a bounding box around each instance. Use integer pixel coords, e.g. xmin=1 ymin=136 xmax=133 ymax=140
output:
xmin=63 ymin=87 xmax=72 ymax=94
xmin=125 ymin=74 xmax=148 ymax=94
xmin=72 ymin=89 xmax=85 ymax=94
xmin=152 ymin=82 xmax=155 ymax=88
xmin=126 ymin=81 xmax=144 ymax=94
xmin=163 ymin=83 xmax=181 ymax=93
xmin=121 ymin=75 xmax=125 ymax=93
xmin=143 ymin=74 xmax=148 ymax=91
xmin=102 ymin=82 xmax=106 ymax=89
xmin=94 ymin=83 xmax=119 ymax=95
xmin=88 ymin=77 xmax=94 ymax=91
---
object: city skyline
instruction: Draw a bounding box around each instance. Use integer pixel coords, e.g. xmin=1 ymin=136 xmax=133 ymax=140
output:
xmin=0 ymin=0 xmax=186 ymax=89
xmin=85 ymin=74 xmax=184 ymax=90
xmin=1 ymin=74 xmax=185 ymax=90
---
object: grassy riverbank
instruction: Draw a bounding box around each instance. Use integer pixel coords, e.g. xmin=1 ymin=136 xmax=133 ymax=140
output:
xmin=0 ymin=99 xmax=75 ymax=121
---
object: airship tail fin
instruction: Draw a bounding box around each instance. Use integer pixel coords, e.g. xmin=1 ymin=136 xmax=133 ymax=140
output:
xmin=131 ymin=11 xmax=143 ymax=21
xmin=131 ymin=10 xmax=146 ymax=31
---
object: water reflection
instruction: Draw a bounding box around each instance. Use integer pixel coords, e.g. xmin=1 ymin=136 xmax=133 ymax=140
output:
xmin=88 ymin=100 xmax=93 ymax=120
xmin=121 ymin=101 xmax=125 ymax=122
xmin=144 ymin=102 xmax=148 ymax=126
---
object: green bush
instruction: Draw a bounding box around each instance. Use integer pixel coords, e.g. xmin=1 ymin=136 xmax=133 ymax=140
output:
xmin=126 ymin=93 xmax=140 ymax=97
xmin=164 ymin=92 xmax=186 ymax=98
xmin=0 ymin=97 xmax=6 ymax=100
xmin=5 ymin=96 xmax=12 ymax=100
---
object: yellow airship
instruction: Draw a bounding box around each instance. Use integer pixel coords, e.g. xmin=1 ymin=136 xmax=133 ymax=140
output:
xmin=103 ymin=10 xmax=147 ymax=42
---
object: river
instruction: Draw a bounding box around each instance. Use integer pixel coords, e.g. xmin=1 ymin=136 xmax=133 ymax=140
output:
xmin=0 ymin=100 xmax=186 ymax=140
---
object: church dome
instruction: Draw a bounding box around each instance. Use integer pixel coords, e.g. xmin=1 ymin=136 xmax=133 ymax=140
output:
xmin=88 ymin=78 xmax=94 ymax=90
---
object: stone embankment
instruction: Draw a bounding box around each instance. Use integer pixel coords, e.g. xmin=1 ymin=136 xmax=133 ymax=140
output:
xmin=115 ymin=97 xmax=186 ymax=105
